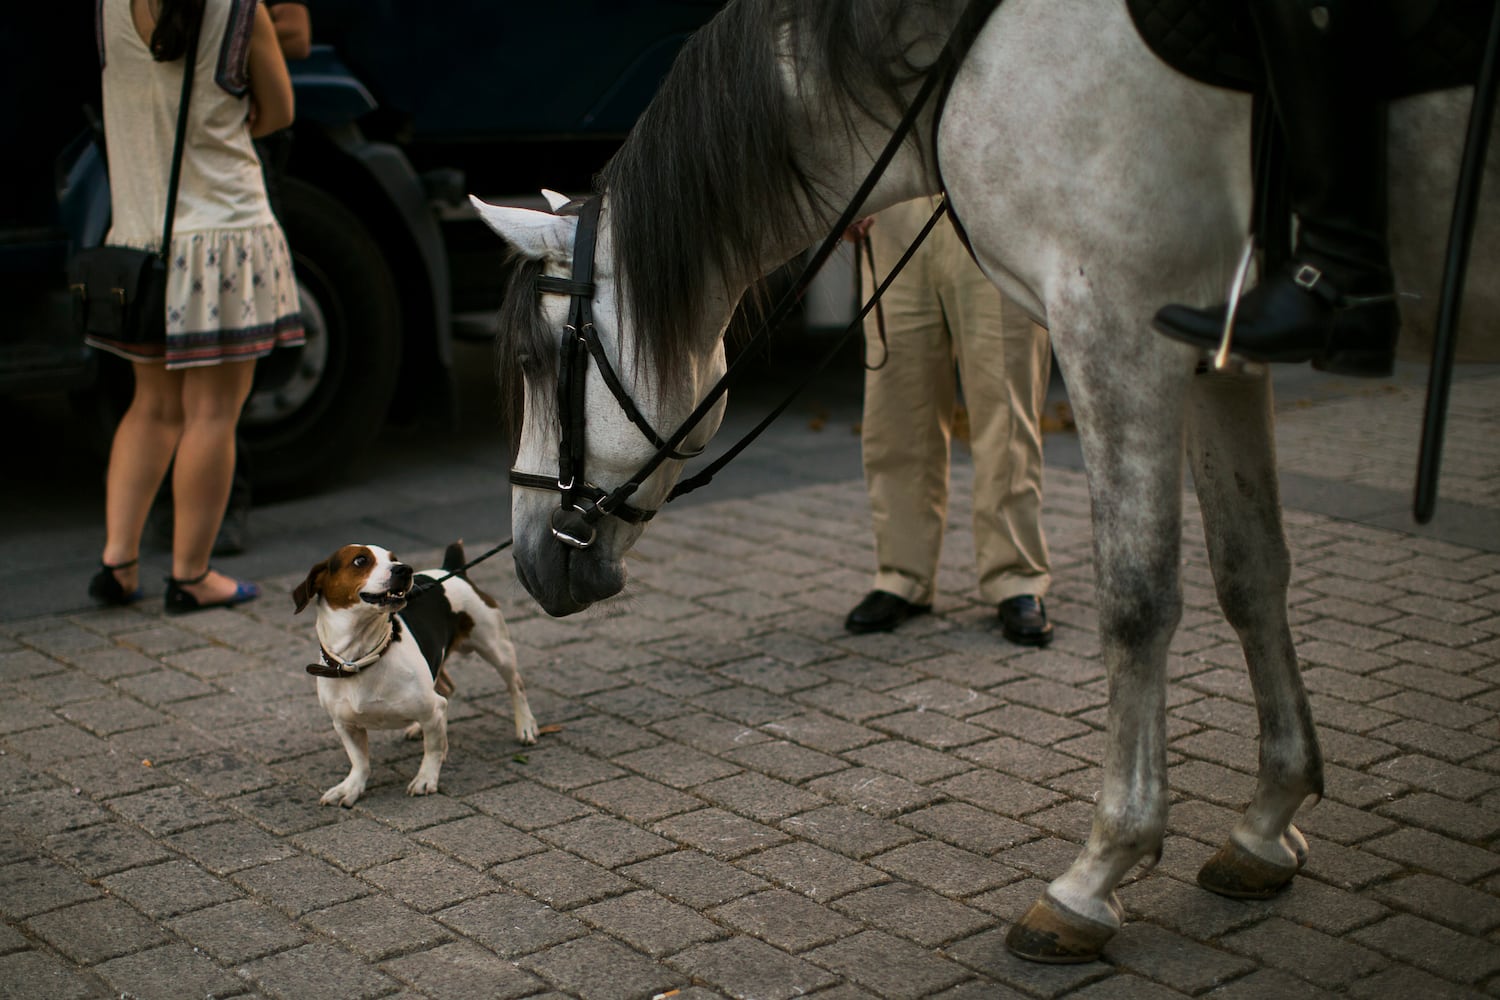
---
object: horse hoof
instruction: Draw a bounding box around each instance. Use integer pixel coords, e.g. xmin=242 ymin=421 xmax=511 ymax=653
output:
xmin=1197 ymin=836 xmax=1303 ymax=899
xmin=1005 ymin=893 xmax=1116 ymax=964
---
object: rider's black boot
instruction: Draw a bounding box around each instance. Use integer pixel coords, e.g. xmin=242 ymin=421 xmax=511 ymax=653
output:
xmin=1153 ymin=0 xmax=1398 ymax=377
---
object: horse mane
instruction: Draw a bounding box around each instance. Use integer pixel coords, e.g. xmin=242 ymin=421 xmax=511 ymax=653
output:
xmin=495 ymin=0 xmax=976 ymax=442
xmin=598 ymin=0 xmax=973 ymax=383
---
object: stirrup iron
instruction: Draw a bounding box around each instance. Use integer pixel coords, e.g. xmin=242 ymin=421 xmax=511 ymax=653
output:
xmin=1212 ymin=236 xmax=1258 ymax=371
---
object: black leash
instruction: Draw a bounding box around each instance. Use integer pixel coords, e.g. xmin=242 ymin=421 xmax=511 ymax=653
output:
xmin=1414 ymin=0 xmax=1500 ymax=523
xmin=407 ymin=536 xmax=515 ymax=595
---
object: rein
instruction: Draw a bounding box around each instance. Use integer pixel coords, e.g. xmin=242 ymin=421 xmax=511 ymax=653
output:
xmin=514 ymin=0 xmax=992 ymax=550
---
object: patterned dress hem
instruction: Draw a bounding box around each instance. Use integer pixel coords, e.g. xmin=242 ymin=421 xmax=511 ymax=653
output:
xmin=86 ymin=314 xmax=305 ymax=369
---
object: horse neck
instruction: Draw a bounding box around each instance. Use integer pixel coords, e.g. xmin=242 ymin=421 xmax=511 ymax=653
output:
xmin=761 ymin=45 xmax=946 ymax=271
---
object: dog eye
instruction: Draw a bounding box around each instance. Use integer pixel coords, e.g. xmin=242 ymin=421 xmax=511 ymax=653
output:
xmin=352 ymin=555 xmax=368 ymax=567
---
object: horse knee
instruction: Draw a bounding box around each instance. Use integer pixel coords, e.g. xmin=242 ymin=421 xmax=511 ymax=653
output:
xmin=1096 ymin=582 xmax=1182 ymax=660
xmin=1209 ymin=535 xmax=1291 ymax=636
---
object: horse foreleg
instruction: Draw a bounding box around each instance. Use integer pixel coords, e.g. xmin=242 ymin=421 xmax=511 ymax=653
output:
xmin=1187 ymin=370 xmax=1323 ymax=898
xmin=1007 ymin=350 xmax=1188 ymax=963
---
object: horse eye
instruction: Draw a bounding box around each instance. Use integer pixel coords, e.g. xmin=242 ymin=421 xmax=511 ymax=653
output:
xmin=517 ymin=352 xmax=538 ymax=375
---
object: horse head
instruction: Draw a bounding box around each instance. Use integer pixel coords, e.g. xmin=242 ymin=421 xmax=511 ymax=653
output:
xmin=472 ymin=192 xmax=729 ymax=616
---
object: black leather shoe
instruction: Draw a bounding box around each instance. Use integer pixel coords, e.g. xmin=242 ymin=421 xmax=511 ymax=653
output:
xmin=1153 ymin=262 xmax=1397 ymax=377
xmin=844 ymin=590 xmax=931 ymax=634
xmin=998 ymin=595 xmax=1053 ymax=647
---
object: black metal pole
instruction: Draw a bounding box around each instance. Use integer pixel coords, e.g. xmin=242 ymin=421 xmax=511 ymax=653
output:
xmin=1414 ymin=2 xmax=1500 ymax=523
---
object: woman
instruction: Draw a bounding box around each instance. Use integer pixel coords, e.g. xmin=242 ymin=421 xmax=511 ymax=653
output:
xmin=88 ymin=0 xmax=304 ymax=613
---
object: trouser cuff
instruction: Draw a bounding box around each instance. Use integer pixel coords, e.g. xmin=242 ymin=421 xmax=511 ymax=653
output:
xmin=982 ymin=574 xmax=1052 ymax=605
xmin=871 ymin=571 xmax=933 ymax=606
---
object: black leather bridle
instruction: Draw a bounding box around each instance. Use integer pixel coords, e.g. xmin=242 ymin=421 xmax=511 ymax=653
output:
xmin=507 ymin=197 xmax=703 ymax=550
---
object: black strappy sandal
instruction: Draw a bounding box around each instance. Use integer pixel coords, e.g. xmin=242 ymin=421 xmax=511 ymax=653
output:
xmin=88 ymin=558 xmax=144 ymax=606
xmin=164 ymin=568 xmax=261 ymax=615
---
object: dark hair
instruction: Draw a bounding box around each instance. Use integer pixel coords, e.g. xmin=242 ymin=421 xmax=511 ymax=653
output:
xmin=150 ymin=0 xmax=204 ymax=62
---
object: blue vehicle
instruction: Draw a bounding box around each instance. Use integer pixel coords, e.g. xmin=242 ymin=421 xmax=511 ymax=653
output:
xmin=1 ymin=1 xmax=726 ymax=495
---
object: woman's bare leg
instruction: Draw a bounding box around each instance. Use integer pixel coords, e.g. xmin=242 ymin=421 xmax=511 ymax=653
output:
xmin=102 ymin=362 xmax=186 ymax=594
xmin=171 ymin=360 xmax=257 ymax=603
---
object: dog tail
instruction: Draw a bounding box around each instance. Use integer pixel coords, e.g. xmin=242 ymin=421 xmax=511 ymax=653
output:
xmin=442 ymin=540 xmax=468 ymax=578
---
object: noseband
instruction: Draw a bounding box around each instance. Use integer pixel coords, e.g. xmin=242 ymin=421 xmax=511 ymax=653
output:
xmin=507 ymin=197 xmax=703 ymax=550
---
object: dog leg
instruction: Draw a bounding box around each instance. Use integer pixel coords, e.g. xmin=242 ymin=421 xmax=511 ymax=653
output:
xmin=407 ymin=697 xmax=448 ymax=796
xmin=321 ymin=721 xmax=370 ymax=807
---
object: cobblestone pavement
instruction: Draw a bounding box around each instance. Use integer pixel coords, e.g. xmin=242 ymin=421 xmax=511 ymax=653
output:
xmin=3 ymin=365 xmax=1499 ymax=999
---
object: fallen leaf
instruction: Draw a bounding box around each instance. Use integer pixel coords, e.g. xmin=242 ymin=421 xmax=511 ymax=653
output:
xmin=537 ymin=724 xmax=564 ymax=735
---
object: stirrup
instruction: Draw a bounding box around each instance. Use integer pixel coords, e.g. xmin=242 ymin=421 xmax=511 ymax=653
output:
xmin=1210 ymin=236 xmax=1258 ymax=372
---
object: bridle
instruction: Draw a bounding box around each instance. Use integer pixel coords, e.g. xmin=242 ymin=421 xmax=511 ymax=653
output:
xmin=507 ymin=197 xmax=703 ymax=550
xmin=507 ymin=0 xmax=993 ymax=552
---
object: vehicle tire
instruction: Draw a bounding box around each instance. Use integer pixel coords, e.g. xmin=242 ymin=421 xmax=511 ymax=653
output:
xmin=237 ymin=178 xmax=402 ymax=497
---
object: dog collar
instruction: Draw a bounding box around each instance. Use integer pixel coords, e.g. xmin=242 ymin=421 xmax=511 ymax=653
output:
xmin=306 ymin=620 xmax=400 ymax=678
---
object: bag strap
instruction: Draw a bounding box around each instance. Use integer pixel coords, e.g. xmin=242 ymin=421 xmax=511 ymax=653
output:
xmin=159 ymin=11 xmax=202 ymax=261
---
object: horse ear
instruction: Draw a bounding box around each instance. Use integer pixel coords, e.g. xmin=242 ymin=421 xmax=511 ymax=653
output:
xmin=540 ymin=189 xmax=572 ymax=213
xmin=469 ymin=195 xmax=576 ymax=261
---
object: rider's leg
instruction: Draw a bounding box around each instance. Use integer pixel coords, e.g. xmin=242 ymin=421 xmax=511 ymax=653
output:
xmin=1153 ymin=0 xmax=1397 ymax=376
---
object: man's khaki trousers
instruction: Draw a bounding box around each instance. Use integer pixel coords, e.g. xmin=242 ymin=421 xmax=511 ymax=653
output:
xmin=860 ymin=196 xmax=1052 ymax=606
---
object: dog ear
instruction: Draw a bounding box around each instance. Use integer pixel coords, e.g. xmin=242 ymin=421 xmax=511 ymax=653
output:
xmin=292 ymin=560 xmax=328 ymax=614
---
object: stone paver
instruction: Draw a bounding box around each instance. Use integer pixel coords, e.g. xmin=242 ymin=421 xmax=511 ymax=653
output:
xmin=3 ymin=365 xmax=1499 ymax=997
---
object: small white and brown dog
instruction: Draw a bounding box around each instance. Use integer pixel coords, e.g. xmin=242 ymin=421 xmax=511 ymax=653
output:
xmin=293 ymin=541 xmax=537 ymax=806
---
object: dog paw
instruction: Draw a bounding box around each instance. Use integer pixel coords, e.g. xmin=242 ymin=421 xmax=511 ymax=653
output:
xmin=516 ymin=715 xmax=539 ymax=746
xmin=403 ymin=722 xmax=422 ymax=741
xmin=407 ymin=774 xmax=440 ymax=796
xmin=320 ymin=784 xmax=362 ymax=807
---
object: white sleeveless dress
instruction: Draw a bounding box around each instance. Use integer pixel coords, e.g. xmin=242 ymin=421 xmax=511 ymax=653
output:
xmin=90 ymin=0 xmax=304 ymax=368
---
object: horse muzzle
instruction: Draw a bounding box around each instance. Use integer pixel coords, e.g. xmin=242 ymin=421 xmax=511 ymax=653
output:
xmin=513 ymin=531 xmax=627 ymax=616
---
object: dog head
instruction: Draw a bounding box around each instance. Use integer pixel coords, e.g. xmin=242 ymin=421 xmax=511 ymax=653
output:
xmin=293 ymin=544 xmax=415 ymax=616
